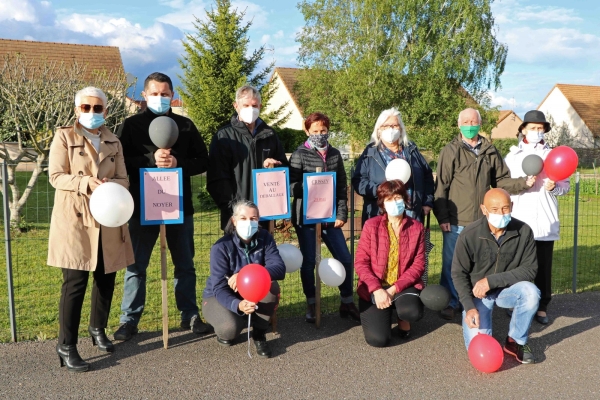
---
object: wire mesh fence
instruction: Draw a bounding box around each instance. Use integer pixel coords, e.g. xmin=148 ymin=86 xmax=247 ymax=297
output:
xmin=1 ymin=163 xmax=599 ymax=342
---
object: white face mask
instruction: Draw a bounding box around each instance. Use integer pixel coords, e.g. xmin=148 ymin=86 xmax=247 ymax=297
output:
xmin=526 ymin=130 xmax=543 ymax=144
xmin=238 ymin=107 xmax=260 ymax=124
xmin=380 ymin=128 xmax=401 ymax=144
xmin=236 ymin=219 xmax=259 ymax=240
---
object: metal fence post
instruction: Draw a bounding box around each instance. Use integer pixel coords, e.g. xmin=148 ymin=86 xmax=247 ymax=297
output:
xmin=2 ymin=162 xmax=17 ymax=342
xmin=350 ymin=166 xmax=355 ymax=265
xmin=572 ymin=172 xmax=580 ymax=294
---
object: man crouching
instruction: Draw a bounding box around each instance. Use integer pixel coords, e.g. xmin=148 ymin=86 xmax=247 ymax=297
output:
xmin=452 ymin=188 xmax=540 ymax=364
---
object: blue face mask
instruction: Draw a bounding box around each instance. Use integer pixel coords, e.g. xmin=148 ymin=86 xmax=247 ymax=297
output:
xmin=236 ymin=219 xmax=259 ymax=240
xmin=384 ymin=199 xmax=405 ymax=217
xmin=486 ymin=211 xmax=511 ymax=229
xmin=79 ymin=112 xmax=105 ymax=130
xmin=147 ymin=96 xmax=171 ymax=115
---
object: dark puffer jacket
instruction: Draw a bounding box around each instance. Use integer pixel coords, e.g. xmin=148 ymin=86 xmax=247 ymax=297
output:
xmin=352 ymin=141 xmax=434 ymax=225
xmin=289 ymin=144 xmax=348 ymax=226
xmin=207 ymin=115 xmax=288 ymax=229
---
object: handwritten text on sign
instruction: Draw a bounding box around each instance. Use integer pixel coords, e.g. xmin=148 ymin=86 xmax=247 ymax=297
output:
xmin=143 ymin=170 xmax=181 ymax=221
xmin=254 ymin=169 xmax=289 ymax=218
xmin=306 ymin=175 xmax=334 ymax=220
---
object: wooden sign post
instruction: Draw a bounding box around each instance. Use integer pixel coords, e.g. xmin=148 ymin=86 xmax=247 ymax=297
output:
xmin=140 ymin=168 xmax=184 ymax=349
xmin=302 ymin=169 xmax=337 ymax=329
xmin=252 ymin=166 xmax=291 ymax=334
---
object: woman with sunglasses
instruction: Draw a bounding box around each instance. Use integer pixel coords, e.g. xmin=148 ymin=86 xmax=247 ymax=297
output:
xmin=47 ymin=87 xmax=134 ymax=372
xmin=352 ymin=107 xmax=434 ymax=226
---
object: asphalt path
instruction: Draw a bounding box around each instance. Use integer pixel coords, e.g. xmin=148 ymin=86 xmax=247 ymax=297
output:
xmin=1 ymin=292 xmax=599 ymax=399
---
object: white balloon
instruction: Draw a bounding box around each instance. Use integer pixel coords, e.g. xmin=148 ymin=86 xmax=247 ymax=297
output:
xmin=89 ymin=182 xmax=134 ymax=227
xmin=385 ymin=158 xmax=411 ymax=183
xmin=277 ymin=243 xmax=303 ymax=273
xmin=318 ymin=258 xmax=346 ymax=287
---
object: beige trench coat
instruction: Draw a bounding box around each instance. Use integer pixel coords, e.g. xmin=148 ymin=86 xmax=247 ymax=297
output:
xmin=47 ymin=124 xmax=134 ymax=273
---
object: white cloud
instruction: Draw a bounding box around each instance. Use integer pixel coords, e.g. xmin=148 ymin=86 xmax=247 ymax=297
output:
xmin=273 ymin=30 xmax=284 ymax=39
xmin=492 ymin=1 xmax=600 ymax=65
xmin=501 ymin=27 xmax=600 ymax=64
xmin=489 ymin=92 xmax=536 ymax=112
xmin=0 ymin=0 xmax=54 ymax=24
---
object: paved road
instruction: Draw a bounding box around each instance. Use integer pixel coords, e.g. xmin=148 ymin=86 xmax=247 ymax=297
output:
xmin=1 ymin=292 xmax=599 ymax=399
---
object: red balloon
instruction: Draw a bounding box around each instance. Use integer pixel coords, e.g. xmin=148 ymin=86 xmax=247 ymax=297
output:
xmin=468 ymin=333 xmax=504 ymax=373
xmin=544 ymin=146 xmax=578 ymax=181
xmin=237 ymin=264 xmax=272 ymax=303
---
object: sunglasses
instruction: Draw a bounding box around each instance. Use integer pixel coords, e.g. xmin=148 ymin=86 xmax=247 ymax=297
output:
xmin=79 ymin=104 xmax=104 ymax=113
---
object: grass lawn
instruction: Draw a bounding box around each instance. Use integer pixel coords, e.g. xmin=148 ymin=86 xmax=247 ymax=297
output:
xmin=0 ymin=172 xmax=599 ymax=342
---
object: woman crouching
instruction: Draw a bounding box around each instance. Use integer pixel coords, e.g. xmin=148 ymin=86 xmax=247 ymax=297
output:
xmin=202 ymin=200 xmax=285 ymax=358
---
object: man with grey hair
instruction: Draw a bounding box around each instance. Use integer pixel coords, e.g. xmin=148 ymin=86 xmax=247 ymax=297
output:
xmin=433 ymin=108 xmax=535 ymax=321
xmin=207 ymin=85 xmax=288 ymax=230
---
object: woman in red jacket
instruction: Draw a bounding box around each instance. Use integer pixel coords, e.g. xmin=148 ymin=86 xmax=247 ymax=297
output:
xmin=355 ymin=180 xmax=426 ymax=347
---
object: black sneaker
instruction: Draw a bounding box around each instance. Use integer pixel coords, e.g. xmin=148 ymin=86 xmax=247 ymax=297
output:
xmin=113 ymin=323 xmax=138 ymax=341
xmin=190 ymin=315 xmax=210 ymax=334
xmin=504 ymin=337 xmax=535 ymax=364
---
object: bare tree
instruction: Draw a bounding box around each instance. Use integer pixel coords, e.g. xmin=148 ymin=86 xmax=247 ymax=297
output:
xmin=0 ymin=53 xmax=134 ymax=230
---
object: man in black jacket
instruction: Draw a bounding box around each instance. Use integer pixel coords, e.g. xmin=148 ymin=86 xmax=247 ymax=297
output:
xmin=452 ymin=188 xmax=540 ymax=364
xmin=114 ymin=72 xmax=210 ymax=341
xmin=207 ymin=85 xmax=288 ymax=230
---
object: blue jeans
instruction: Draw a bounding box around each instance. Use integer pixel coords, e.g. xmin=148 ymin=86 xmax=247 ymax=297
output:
xmin=441 ymin=225 xmax=463 ymax=309
xmin=461 ymin=281 xmax=540 ymax=349
xmin=120 ymin=216 xmax=198 ymax=325
xmin=293 ymin=223 xmax=354 ymax=304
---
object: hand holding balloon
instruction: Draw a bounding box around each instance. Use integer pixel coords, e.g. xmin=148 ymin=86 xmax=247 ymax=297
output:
xmin=154 ymin=148 xmax=177 ymax=168
xmin=524 ymin=175 xmax=536 ymax=188
xmin=544 ymin=179 xmax=556 ymax=191
xmin=89 ymin=177 xmax=108 ymax=192
xmin=238 ymin=299 xmax=256 ymax=315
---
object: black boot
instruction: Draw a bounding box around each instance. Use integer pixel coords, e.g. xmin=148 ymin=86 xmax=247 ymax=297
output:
xmin=339 ymin=302 xmax=361 ymax=323
xmin=56 ymin=344 xmax=90 ymax=372
xmin=305 ymin=304 xmax=316 ymax=323
xmin=252 ymin=329 xmax=272 ymax=358
xmin=88 ymin=327 xmax=114 ymax=353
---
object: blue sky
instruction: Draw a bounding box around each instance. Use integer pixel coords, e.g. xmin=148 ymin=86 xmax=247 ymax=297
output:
xmin=1 ymin=0 xmax=599 ymax=118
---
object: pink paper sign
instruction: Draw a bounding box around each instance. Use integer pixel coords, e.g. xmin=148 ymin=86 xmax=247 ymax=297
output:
xmin=254 ymin=170 xmax=289 ymax=218
xmin=305 ymin=175 xmax=334 ymax=220
xmin=143 ymin=170 xmax=181 ymax=221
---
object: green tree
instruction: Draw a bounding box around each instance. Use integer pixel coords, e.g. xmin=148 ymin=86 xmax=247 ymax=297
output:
xmin=295 ymin=0 xmax=506 ymax=155
xmin=178 ymin=0 xmax=289 ymax=145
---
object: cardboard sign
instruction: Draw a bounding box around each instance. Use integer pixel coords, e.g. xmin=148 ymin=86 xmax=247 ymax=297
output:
xmin=140 ymin=168 xmax=184 ymax=225
xmin=252 ymin=167 xmax=291 ymax=221
xmin=303 ymin=171 xmax=337 ymax=224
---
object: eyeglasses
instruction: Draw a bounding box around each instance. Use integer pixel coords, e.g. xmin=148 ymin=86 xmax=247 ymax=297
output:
xmin=80 ymin=104 xmax=104 ymax=113
xmin=381 ymin=124 xmax=401 ymax=130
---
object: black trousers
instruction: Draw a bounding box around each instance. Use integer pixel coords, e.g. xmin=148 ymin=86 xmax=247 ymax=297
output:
xmin=58 ymin=241 xmax=116 ymax=345
xmin=202 ymin=282 xmax=280 ymax=341
xmin=359 ymin=286 xmax=424 ymax=348
xmin=534 ymin=240 xmax=555 ymax=312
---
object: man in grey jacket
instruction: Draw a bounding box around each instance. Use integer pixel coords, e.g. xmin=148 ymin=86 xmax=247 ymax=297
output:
xmin=452 ymin=188 xmax=539 ymax=364
xmin=433 ymin=108 xmax=535 ymax=320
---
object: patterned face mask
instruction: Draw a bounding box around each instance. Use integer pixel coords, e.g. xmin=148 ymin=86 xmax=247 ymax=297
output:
xmin=308 ymin=133 xmax=329 ymax=149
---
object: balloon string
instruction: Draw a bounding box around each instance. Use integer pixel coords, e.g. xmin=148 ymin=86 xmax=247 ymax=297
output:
xmin=247 ymin=314 xmax=252 ymax=359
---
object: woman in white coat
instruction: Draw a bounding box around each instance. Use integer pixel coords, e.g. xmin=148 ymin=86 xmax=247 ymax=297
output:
xmin=504 ymin=110 xmax=569 ymax=325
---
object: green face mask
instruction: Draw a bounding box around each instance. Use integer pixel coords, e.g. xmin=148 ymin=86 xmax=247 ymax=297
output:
xmin=459 ymin=125 xmax=480 ymax=139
